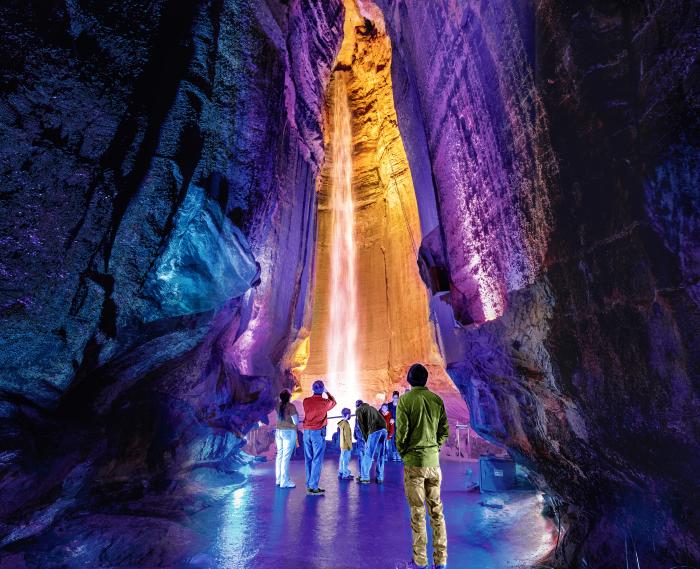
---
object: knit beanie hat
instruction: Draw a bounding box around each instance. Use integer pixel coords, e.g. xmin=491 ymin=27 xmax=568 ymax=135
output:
xmin=407 ymin=363 xmax=428 ymax=387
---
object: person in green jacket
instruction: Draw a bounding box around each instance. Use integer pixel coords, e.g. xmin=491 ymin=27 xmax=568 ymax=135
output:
xmin=396 ymin=363 xmax=449 ymax=569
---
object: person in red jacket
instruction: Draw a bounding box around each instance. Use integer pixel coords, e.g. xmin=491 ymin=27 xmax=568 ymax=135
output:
xmin=380 ymin=402 xmax=395 ymax=460
xmin=302 ymin=380 xmax=336 ymax=495
xmin=381 ymin=402 xmax=395 ymax=438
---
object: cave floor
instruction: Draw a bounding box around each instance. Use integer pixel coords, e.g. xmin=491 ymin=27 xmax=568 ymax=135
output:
xmin=187 ymin=457 xmax=556 ymax=569
xmin=0 ymin=457 xmax=556 ymax=568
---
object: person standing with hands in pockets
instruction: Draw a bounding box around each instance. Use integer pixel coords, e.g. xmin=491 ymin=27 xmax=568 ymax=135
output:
xmin=396 ymin=364 xmax=449 ymax=569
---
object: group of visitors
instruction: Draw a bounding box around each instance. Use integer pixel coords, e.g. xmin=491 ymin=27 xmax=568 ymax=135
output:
xmin=273 ymin=363 xmax=449 ymax=569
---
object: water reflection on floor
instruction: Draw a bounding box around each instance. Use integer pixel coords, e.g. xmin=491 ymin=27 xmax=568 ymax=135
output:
xmin=189 ymin=458 xmax=556 ymax=569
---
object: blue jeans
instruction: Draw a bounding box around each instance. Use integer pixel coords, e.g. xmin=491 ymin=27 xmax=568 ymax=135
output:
xmin=303 ymin=427 xmax=326 ymax=490
xmin=386 ymin=437 xmax=400 ymax=460
xmin=360 ymin=428 xmax=387 ymax=481
xmin=338 ymin=449 xmax=352 ymax=477
xmin=354 ymin=438 xmax=365 ymax=457
xmin=355 ymin=440 xmax=365 ymax=473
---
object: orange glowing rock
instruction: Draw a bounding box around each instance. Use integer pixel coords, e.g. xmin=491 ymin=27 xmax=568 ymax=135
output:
xmin=300 ymin=0 xmax=471 ymax=450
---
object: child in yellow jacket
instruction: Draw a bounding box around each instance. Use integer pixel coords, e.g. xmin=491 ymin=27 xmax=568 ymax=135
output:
xmin=337 ymin=408 xmax=353 ymax=479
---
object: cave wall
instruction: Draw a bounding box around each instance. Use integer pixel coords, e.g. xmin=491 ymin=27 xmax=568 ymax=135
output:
xmin=0 ymin=0 xmax=343 ymax=552
xmin=1 ymin=0 xmax=698 ymax=565
xmin=299 ymin=0 xmax=472 ymax=454
xmin=378 ymin=0 xmax=700 ymax=566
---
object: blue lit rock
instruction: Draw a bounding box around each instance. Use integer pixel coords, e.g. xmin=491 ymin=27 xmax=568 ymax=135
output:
xmin=144 ymin=185 xmax=260 ymax=319
xmin=1 ymin=0 xmax=698 ymax=567
xmin=0 ymin=0 xmax=343 ymax=564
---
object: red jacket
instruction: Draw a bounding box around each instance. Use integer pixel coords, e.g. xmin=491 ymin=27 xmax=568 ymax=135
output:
xmin=302 ymin=393 xmax=337 ymax=430
xmin=382 ymin=410 xmax=395 ymax=439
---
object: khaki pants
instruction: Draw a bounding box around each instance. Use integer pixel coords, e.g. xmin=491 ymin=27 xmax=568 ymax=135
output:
xmin=403 ymin=466 xmax=447 ymax=567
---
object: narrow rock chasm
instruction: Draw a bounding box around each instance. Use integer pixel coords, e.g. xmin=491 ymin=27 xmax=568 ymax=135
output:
xmin=298 ymin=0 xmax=475 ymax=456
xmin=0 ymin=1 xmax=698 ymax=568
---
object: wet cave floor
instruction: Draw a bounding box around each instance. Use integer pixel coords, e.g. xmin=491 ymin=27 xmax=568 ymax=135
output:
xmin=191 ymin=457 xmax=556 ymax=569
xmin=1 ymin=457 xmax=556 ymax=569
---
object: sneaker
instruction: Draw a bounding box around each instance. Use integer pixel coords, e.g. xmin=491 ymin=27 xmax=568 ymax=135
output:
xmin=280 ymin=482 xmax=296 ymax=488
xmin=375 ymin=478 xmax=384 ymax=484
xmin=306 ymin=488 xmax=324 ymax=496
xmin=357 ymin=478 xmax=371 ymax=484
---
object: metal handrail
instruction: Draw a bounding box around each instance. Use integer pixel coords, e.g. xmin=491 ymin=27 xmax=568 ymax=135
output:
xmin=455 ymin=423 xmax=473 ymax=460
xmin=297 ymin=413 xmax=355 ymax=424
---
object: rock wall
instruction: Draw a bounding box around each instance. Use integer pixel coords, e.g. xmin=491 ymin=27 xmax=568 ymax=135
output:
xmin=378 ymin=0 xmax=700 ymax=566
xmin=1 ymin=0 xmax=698 ymax=565
xmin=0 ymin=0 xmax=342 ymax=557
xmin=299 ymin=0 xmax=471 ymax=453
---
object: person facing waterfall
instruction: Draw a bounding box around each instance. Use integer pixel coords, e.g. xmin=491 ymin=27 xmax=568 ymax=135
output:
xmin=354 ymin=400 xmax=388 ymax=484
xmin=397 ymin=363 xmax=449 ymax=569
xmin=337 ymin=408 xmax=354 ymax=480
xmin=274 ymin=390 xmax=298 ymax=489
xmin=302 ymin=380 xmax=336 ymax=495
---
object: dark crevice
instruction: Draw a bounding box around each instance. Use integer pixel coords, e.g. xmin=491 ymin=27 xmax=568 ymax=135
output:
xmin=98 ymin=1 xmax=201 ymax=267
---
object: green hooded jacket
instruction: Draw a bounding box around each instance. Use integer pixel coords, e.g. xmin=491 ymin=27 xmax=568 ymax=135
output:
xmin=395 ymin=386 xmax=449 ymax=467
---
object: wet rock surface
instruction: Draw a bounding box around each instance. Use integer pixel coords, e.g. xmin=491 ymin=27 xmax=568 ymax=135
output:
xmin=0 ymin=0 xmax=343 ymax=560
xmin=379 ymin=0 xmax=700 ymax=566
xmin=0 ymin=0 xmax=698 ymax=567
xmin=299 ymin=0 xmax=474 ymax=453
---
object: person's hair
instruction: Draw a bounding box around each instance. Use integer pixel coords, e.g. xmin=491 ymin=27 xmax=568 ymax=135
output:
xmin=407 ymin=363 xmax=429 ymax=386
xmin=342 ymin=407 xmax=351 ymax=418
xmin=312 ymin=380 xmax=325 ymax=395
xmin=392 ymin=391 xmax=400 ymax=397
xmin=355 ymin=399 xmax=363 ymax=408
xmin=278 ymin=390 xmax=291 ymax=419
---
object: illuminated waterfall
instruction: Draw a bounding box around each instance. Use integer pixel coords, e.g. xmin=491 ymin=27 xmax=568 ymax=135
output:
xmin=326 ymin=72 xmax=359 ymax=410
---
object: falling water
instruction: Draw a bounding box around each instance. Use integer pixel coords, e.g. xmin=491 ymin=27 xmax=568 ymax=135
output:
xmin=326 ymin=72 xmax=359 ymax=409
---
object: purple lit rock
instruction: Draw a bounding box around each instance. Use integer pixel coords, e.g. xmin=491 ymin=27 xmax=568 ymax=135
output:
xmin=1 ymin=0 xmax=699 ymax=567
xmin=380 ymin=0 xmax=700 ymax=565
xmin=0 ymin=0 xmax=343 ymax=559
xmin=382 ymin=0 xmax=556 ymax=325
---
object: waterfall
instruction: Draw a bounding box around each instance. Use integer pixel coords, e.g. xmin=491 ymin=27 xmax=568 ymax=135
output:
xmin=326 ymin=72 xmax=359 ymax=410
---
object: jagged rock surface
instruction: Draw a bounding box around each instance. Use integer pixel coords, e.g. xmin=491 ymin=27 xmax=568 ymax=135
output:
xmin=0 ymin=0 xmax=342 ymax=564
xmin=1 ymin=0 xmax=698 ymax=567
xmin=379 ymin=0 xmax=700 ymax=566
xmin=300 ymin=0 xmax=472 ymax=449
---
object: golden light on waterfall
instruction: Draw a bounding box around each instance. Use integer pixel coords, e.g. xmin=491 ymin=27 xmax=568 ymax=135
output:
xmin=325 ymin=73 xmax=360 ymax=412
xmin=300 ymin=0 xmax=470 ymax=440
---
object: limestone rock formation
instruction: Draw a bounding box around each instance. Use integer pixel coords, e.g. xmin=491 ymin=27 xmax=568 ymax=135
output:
xmin=299 ymin=0 xmax=471 ymax=452
xmin=0 ymin=0 xmax=343 ymax=561
xmin=378 ymin=0 xmax=700 ymax=565
xmin=0 ymin=0 xmax=698 ymax=566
